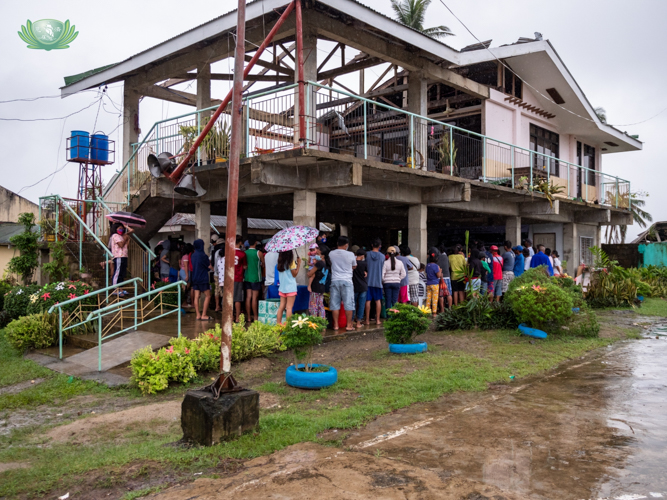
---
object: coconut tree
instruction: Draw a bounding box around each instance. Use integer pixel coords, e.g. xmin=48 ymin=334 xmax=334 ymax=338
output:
xmin=605 ymin=191 xmax=652 ymax=243
xmin=390 ymin=0 xmax=454 ymax=39
xmin=594 ymin=107 xmax=607 ymax=123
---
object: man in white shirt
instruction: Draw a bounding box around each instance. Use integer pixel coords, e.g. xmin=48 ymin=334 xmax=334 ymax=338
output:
xmin=328 ymin=236 xmax=357 ymax=331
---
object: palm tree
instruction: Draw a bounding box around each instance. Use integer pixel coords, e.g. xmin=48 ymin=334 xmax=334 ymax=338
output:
xmin=594 ymin=106 xmax=607 ymax=124
xmin=390 ymin=0 xmax=454 ymax=39
xmin=605 ymin=192 xmax=652 ymax=243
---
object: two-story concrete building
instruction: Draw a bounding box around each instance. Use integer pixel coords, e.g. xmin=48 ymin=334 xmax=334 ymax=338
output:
xmin=58 ymin=0 xmax=640 ymax=274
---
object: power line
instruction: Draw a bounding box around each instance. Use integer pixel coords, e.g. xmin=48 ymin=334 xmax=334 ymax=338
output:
xmin=0 ymin=97 xmax=102 ymax=122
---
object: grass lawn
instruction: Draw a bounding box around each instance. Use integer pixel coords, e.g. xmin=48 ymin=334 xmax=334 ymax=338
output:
xmin=637 ymin=297 xmax=667 ymax=317
xmin=0 ymin=321 xmax=625 ymax=499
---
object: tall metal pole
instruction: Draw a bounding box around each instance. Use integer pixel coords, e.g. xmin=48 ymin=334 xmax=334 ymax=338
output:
xmin=168 ymin=0 xmax=296 ymax=184
xmin=219 ymin=0 xmax=247 ymax=376
xmin=296 ymin=0 xmax=306 ymax=144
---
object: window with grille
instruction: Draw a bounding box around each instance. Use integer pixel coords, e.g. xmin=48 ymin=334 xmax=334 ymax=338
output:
xmin=530 ymin=124 xmax=560 ymax=176
xmin=580 ymin=237 xmax=594 ymax=266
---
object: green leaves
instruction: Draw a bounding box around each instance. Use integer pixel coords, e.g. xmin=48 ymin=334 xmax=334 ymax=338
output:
xmin=7 ymin=213 xmax=39 ymax=285
xmin=384 ymin=303 xmax=431 ymax=344
xmin=5 ymin=313 xmax=57 ymax=351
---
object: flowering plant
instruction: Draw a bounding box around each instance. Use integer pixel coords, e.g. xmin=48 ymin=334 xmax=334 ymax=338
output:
xmin=384 ymin=303 xmax=431 ymax=345
xmin=26 ymin=280 xmax=93 ymax=315
xmin=280 ymin=314 xmax=328 ymax=371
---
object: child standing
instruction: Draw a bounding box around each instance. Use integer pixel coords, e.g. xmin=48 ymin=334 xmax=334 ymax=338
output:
xmin=352 ymin=248 xmax=368 ymax=328
xmin=307 ymin=242 xmax=319 ymax=292
xmin=276 ymin=250 xmax=301 ymax=325
xmin=425 ymin=254 xmax=442 ymax=315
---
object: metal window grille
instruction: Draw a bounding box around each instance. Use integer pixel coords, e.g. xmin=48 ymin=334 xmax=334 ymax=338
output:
xmin=580 ymin=237 xmax=594 ymax=266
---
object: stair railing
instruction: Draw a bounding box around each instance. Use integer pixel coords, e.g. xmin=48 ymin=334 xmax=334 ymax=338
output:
xmin=48 ymin=277 xmax=142 ymax=360
xmin=96 ymin=197 xmax=156 ymax=291
xmin=85 ymin=280 xmax=185 ymax=371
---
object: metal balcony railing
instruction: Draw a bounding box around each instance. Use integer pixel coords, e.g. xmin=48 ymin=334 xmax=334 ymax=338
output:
xmin=103 ymin=81 xmax=632 ymax=211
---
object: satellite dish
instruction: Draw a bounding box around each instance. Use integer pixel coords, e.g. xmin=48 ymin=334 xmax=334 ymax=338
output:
xmin=147 ymin=152 xmax=176 ymax=178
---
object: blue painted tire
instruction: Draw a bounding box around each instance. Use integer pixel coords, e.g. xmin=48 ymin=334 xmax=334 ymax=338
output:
xmin=572 ymin=307 xmax=580 ymax=313
xmin=518 ymin=323 xmax=548 ymax=339
xmin=388 ymin=342 xmax=428 ymax=354
xmin=285 ymin=364 xmax=337 ymax=389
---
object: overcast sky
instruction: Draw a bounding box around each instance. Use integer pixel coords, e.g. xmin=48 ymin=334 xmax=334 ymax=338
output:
xmin=2 ymin=0 xmax=665 ymax=240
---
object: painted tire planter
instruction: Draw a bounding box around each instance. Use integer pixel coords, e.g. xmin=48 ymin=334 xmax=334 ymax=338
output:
xmin=285 ymin=364 xmax=338 ymax=389
xmin=388 ymin=342 xmax=428 ymax=354
xmin=518 ymin=323 xmax=548 ymax=339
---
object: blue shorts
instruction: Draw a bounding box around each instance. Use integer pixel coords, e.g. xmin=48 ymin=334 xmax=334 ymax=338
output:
xmin=366 ymin=286 xmax=383 ymax=302
xmin=192 ymin=283 xmax=211 ymax=292
xmin=493 ymin=279 xmax=503 ymax=297
xmin=330 ymin=281 xmax=354 ymax=311
xmin=244 ymin=281 xmax=262 ymax=291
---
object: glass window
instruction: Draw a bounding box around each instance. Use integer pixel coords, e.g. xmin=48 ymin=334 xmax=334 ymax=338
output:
xmin=530 ymin=124 xmax=559 ymax=176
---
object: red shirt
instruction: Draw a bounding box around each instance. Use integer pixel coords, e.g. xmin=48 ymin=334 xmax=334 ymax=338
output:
xmin=491 ymin=255 xmax=504 ymax=281
xmin=234 ymin=249 xmax=247 ymax=282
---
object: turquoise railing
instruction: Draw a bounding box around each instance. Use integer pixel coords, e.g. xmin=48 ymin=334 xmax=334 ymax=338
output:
xmin=85 ymin=280 xmax=185 ymax=371
xmin=39 ymin=194 xmax=113 ymax=291
xmin=102 ymin=80 xmax=631 ymax=211
xmin=48 ymin=277 xmax=142 ymax=360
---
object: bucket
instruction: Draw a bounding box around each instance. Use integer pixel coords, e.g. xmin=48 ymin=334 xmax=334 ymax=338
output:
xmin=90 ymin=133 xmax=109 ymax=162
xmin=70 ymin=130 xmax=89 ymax=160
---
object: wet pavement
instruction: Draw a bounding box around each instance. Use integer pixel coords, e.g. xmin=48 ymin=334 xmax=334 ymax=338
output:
xmin=346 ymin=334 xmax=667 ymax=499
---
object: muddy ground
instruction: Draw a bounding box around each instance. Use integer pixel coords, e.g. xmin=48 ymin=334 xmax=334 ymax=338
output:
xmin=0 ymin=309 xmax=663 ymax=499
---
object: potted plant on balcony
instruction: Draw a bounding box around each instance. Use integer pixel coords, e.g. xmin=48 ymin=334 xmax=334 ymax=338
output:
xmin=179 ymin=119 xmax=231 ymax=165
xmin=384 ymin=303 xmax=431 ymax=354
xmin=281 ymin=314 xmax=336 ymax=389
xmin=438 ymin=133 xmax=458 ymax=174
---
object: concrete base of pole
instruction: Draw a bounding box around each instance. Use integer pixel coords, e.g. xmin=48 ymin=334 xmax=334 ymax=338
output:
xmin=181 ymin=389 xmax=259 ymax=445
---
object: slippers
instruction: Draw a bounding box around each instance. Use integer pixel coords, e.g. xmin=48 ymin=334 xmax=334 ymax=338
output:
xmin=346 ymin=327 xmax=355 ymax=332
xmin=200 ymin=316 xmax=214 ymax=321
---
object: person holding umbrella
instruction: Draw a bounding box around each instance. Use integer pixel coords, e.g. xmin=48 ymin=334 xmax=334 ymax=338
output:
xmin=264 ymin=225 xmax=320 ymax=325
xmin=101 ymin=223 xmax=133 ymax=295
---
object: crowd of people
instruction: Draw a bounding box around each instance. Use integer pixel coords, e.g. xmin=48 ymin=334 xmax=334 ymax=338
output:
xmin=149 ymin=231 xmax=565 ymax=329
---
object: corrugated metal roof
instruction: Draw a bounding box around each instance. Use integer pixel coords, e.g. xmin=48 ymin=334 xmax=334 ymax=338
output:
xmin=0 ymin=223 xmax=37 ymax=245
xmin=162 ymin=213 xmax=331 ymax=232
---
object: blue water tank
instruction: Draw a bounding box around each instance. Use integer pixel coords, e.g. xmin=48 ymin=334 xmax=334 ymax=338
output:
xmin=70 ymin=131 xmax=90 ymax=160
xmin=90 ymin=134 xmax=109 ymax=162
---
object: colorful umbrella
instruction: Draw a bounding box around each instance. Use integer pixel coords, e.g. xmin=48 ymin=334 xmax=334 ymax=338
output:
xmin=264 ymin=225 xmax=319 ymax=253
xmin=105 ymin=211 xmax=147 ymax=228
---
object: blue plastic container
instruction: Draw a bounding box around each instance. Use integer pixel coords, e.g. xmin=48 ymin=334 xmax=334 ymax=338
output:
xmin=389 ymin=342 xmax=428 ymax=354
xmin=70 ymin=130 xmax=90 ymax=160
xmin=90 ymin=133 xmax=109 ymax=162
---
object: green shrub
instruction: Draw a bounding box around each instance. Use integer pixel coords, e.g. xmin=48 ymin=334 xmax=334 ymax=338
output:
xmin=232 ymin=317 xmax=287 ymax=362
xmin=280 ymin=314 xmax=328 ymax=370
xmin=5 ymin=313 xmax=56 ymax=351
xmin=25 ymin=281 xmax=94 ymax=315
xmin=564 ymin=307 xmax=600 ymax=338
xmin=0 ymin=280 xmax=13 ymax=310
xmin=130 ymin=320 xmax=286 ymax=395
xmin=585 ymin=247 xmax=638 ymax=308
xmin=435 ymin=297 xmax=518 ymax=331
xmin=510 ymin=282 xmax=573 ymax=331
xmin=384 ymin=303 xmax=431 ymax=344
xmin=505 ymin=266 xmax=551 ymax=299
xmin=0 ymin=310 xmax=11 ymax=329
xmin=4 ymin=285 xmax=41 ymax=319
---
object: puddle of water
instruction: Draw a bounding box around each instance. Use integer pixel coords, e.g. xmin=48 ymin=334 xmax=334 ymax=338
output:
xmin=347 ymin=339 xmax=667 ymax=499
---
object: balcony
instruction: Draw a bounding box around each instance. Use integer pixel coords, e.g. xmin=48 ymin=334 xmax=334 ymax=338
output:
xmin=105 ymin=82 xmax=631 ymax=211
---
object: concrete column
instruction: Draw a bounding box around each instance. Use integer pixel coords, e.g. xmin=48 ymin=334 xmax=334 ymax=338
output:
xmin=122 ymin=83 xmax=140 ymax=169
xmin=195 ymin=201 xmax=211 ymax=252
xmin=196 ymin=63 xmax=212 ymax=113
xmin=408 ymin=204 xmax=428 ymax=263
xmin=563 ymin=222 xmax=578 ymax=276
xmin=293 ymin=190 xmax=316 ymax=285
xmin=339 ymin=225 xmax=349 ymax=237
xmin=293 ymin=190 xmax=316 ymax=227
xmin=505 ymin=216 xmax=521 ymax=247
xmin=408 ymin=72 xmax=428 ymax=170
xmin=238 ymin=217 xmax=247 ymax=239
xmin=295 ymin=22 xmax=317 ymax=144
